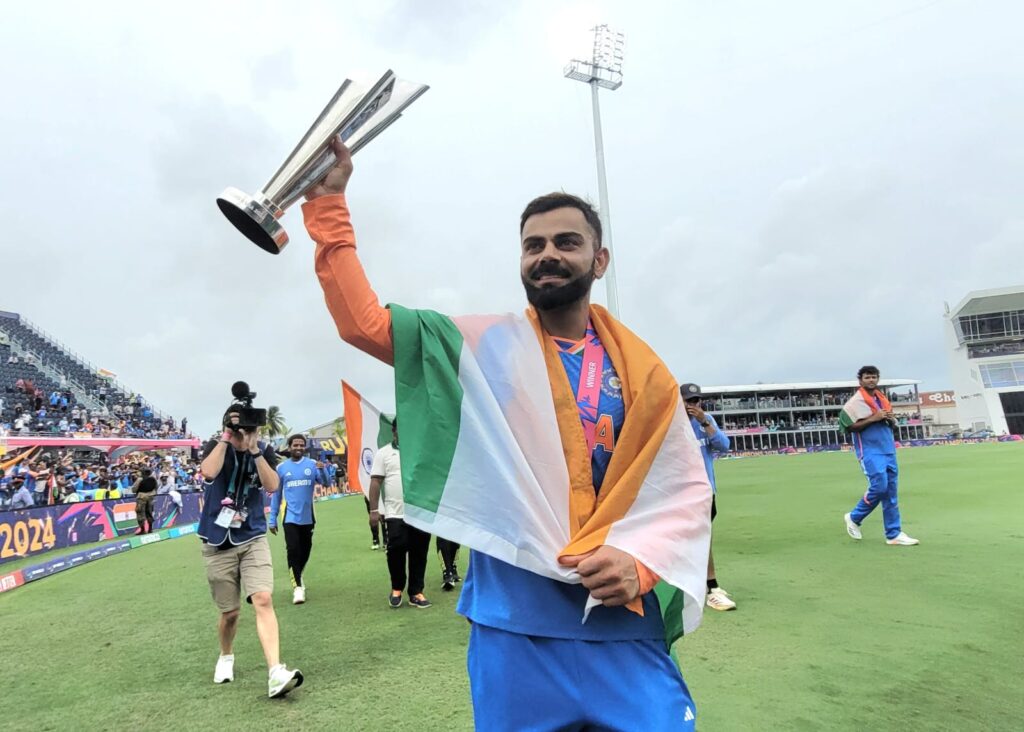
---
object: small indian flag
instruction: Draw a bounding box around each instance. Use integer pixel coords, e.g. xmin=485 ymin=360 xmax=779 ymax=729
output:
xmin=97 ymin=368 xmax=117 ymax=380
xmin=113 ymin=502 xmax=137 ymax=530
xmin=341 ymin=381 xmax=394 ymax=498
xmin=390 ymin=304 xmax=713 ymax=638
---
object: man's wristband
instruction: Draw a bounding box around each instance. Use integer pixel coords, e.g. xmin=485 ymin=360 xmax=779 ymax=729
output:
xmin=250 ymin=451 xmax=263 ymax=458
xmin=701 ymin=421 xmax=710 ymax=427
xmin=369 ymin=508 xmax=379 ymax=514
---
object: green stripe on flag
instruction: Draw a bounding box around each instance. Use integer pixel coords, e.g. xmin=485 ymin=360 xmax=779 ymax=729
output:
xmin=390 ymin=305 xmax=465 ymax=513
xmin=377 ymin=413 xmax=393 ymax=448
xmin=838 ymin=408 xmax=855 ymax=434
xmin=654 ymin=581 xmax=686 ymax=654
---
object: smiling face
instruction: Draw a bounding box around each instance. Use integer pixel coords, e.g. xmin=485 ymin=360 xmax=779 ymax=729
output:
xmin=289 ymin=437 xmax=306 ymax=460
xmin=858 ymin=371 xmax=880 ymax=392
xmin=520 ymin=207 xmax=609 ymax=311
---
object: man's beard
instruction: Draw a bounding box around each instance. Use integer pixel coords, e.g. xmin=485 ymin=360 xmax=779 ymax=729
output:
xmin=521 ymin=259 xmax=597 ymax=311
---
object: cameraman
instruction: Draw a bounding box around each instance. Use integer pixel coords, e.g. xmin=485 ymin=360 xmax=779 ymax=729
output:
xmin=198 ymin=405 xmax=303 ymax=699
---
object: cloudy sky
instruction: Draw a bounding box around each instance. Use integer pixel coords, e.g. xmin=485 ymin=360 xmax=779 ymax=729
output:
xmin=2 ymin=0 xmax=1020 ymax=435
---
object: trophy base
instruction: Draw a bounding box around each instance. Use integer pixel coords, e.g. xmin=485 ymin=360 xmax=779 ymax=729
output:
xmin=216 ymin=188 xmax=288 ymax=254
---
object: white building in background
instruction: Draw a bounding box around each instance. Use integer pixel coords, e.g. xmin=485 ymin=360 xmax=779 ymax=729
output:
xmin=700 ymin=380 xmax=925 ymax=452
xmin=945 ymin=286 xmax=1024 ymax=435
xmin=918 ymin=391 xmax=960 ymax=433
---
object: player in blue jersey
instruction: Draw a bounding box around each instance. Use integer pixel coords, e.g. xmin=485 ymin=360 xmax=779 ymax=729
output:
xmin=842 ymin=366 xmax=919 ymax=546
xmin=305 ymin=144 xmax=702 ymax=730
xmin=680 ymin=383 xmax=736 ymax=611
xmin=270 ymin=434 xmax=320 ymax=604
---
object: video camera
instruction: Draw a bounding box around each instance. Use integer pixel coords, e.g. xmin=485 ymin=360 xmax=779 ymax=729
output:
xmin=223 ymin=381 xmax=268 ymax=432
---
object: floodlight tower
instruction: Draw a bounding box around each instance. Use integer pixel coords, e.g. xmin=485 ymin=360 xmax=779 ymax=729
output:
xmin=564 ymin=25 xmax=625 ymax=317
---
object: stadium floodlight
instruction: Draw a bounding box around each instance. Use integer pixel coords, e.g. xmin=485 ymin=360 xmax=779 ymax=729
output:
xmin=564 ymin=25 xmax=625 ymax=317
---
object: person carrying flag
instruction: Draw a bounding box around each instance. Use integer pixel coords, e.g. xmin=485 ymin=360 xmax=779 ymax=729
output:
xmin=841 ymin=365 xmax=919 ymax=546
xmin=302 ymin=140 xmax=710 ymax=730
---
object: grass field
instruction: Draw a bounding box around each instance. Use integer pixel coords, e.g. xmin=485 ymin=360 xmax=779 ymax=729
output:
xmin=2 ymin=443 xmax=1022 ymax=731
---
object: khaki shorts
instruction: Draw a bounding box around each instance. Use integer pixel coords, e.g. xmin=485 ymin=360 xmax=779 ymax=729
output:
xmin=135 ymin=492 xmax=155 ymax=514
xmin=201 ymin=536 xmax=274 ymax=613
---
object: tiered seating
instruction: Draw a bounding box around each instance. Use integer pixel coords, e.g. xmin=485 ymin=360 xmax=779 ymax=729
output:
xmin=0 ymin=313 xmax=178 ymax=436
xmin=0 ymin=316 xmax=112 ymax=397
xmin=1 ymin=343 xmax=70 ymax=425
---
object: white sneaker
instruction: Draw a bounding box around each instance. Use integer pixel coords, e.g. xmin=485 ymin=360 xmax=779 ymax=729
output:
xmin=844 ymin=513 xmax=862 ymax=540
xmin=268 ymin=664 xmax=304 ymax=699
xmin=706 ymin=587 xmax=737 ymax=611
xmin=213 ymin=654 xmax=234 ymax=684
xmin=293 ymin=586 xmax=306 ymax=605
xmin=886 ymin=532 xmax=919 ymax=546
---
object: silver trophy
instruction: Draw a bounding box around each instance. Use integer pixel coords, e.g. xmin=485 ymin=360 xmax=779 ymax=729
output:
xmin=217 ymin=70 xmax=428 ymax=253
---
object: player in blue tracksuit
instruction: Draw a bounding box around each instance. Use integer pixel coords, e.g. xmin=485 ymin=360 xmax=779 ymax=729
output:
xmin=270 ymin=434 xmax=318 ymax=604
xmin=843 ymin=366 xmax=919 ymax=546
xmin=681 ymin=383 xmax=735 ymax=611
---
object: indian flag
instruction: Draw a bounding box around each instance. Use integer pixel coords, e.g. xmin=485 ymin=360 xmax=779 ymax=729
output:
xmin=341 ymin=381 xmax=394 ymax=498
xmin=390 ymin=304 xmax=713 ymax=638
xmin=838 ymin=389 xmax=889 ymax=434
xmin=112 ymin=502 xmax=137 ymax=531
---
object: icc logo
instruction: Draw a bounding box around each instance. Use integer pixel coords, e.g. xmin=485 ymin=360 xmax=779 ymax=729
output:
xmin=361 ymin=448 xmax=374 ymax=474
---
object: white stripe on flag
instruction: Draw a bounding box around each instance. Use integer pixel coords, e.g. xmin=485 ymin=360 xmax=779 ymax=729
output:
xmin=602 ymin=399 xmax=713 ymax=633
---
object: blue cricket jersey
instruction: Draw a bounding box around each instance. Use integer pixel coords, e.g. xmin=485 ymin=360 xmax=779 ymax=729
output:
xmin=457 ymin=325 xmax=666 ymax=641
xmin=270 ymin=457 xmax=318 ymax=527
xmin=689 ymin=415 xmax=730 ymax=492
xmin=852 ymin=394 xmax=896 ymax=458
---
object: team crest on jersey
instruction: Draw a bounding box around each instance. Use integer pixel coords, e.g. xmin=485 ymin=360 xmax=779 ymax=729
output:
xmin=304 ymin=468 xmax=311 ymax=476
xmin=601 ymin=369 xmax=622 ymax=399
xmin=361 ymin=448 xmax=374 ymax=474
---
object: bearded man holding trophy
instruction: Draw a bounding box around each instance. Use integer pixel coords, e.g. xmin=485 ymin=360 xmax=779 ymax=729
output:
xmin=219 ymin=70 xmax=710 ymax=730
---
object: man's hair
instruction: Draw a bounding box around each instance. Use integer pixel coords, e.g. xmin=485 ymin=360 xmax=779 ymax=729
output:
xmin=520 ymin=193 xmax=602 ymax=249
xmin=857 ymin=365 xmax=880 ymax=378
xmin=287 ymin=433 xmax=306 ymax=446
xmin=142 ymin=468 xmax=152 ymax=477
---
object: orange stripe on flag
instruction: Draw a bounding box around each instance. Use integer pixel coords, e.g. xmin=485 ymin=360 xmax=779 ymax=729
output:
xmin=342 ymin=380 xmax=365 ymax=496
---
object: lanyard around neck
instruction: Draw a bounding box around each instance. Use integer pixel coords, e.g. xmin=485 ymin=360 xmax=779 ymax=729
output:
xmin=573 ymin=324 xmax=606 ymax=456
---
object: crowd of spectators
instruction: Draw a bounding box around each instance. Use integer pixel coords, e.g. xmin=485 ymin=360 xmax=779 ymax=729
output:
xmin=2 ymin=329 xmax=190 ymax=441
xmin=706 ymin=392 xmax=863 ymax=412
xmin=0 ymin=449 xmax=204 ymax=510
xmin=1 ymin=445 xmax=347 ymax=512
xmin=1 ymin=370 xmax=190 ymax=440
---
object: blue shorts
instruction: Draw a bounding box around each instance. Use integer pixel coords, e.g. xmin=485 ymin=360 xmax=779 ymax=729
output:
xmin=468 ymin=622 xmax=696 ymax=731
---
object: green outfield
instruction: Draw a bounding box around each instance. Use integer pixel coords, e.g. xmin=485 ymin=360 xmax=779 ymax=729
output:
xmin=2 ymin=443 xmax=1021 ymax=731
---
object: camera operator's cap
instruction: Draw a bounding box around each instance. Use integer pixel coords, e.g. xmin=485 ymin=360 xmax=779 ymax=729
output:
xmin=680 ymin=383 xmax=703 ymax=400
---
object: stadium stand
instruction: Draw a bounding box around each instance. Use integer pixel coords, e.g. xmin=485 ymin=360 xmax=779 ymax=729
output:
xmin=0 ymin=311 xmax=185 ymax=438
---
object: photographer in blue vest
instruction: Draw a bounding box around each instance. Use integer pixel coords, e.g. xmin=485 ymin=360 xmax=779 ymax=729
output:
xmin=198 ymin=397 xmax=303 ymax=699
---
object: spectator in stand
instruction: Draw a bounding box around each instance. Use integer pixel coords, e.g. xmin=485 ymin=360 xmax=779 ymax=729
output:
xmin=10 ymin=475 xmax=35 ymax=509
xmin=159 ymin=470 xmax=177 ymax=494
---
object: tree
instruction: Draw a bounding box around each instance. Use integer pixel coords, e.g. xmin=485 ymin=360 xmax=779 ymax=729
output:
xmin=260 ymin=405 xmax=287 ymax=439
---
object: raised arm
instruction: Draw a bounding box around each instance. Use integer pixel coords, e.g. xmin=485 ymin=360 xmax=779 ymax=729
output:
xmin=302 ymin=139 xmax=394 ymax=365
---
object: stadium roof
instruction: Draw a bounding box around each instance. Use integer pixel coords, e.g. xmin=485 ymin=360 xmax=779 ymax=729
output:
xmin=948 ymin=286 xmax=1024 ymax=318
xmin=699 ymin=379 xmax=920 ymax=394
